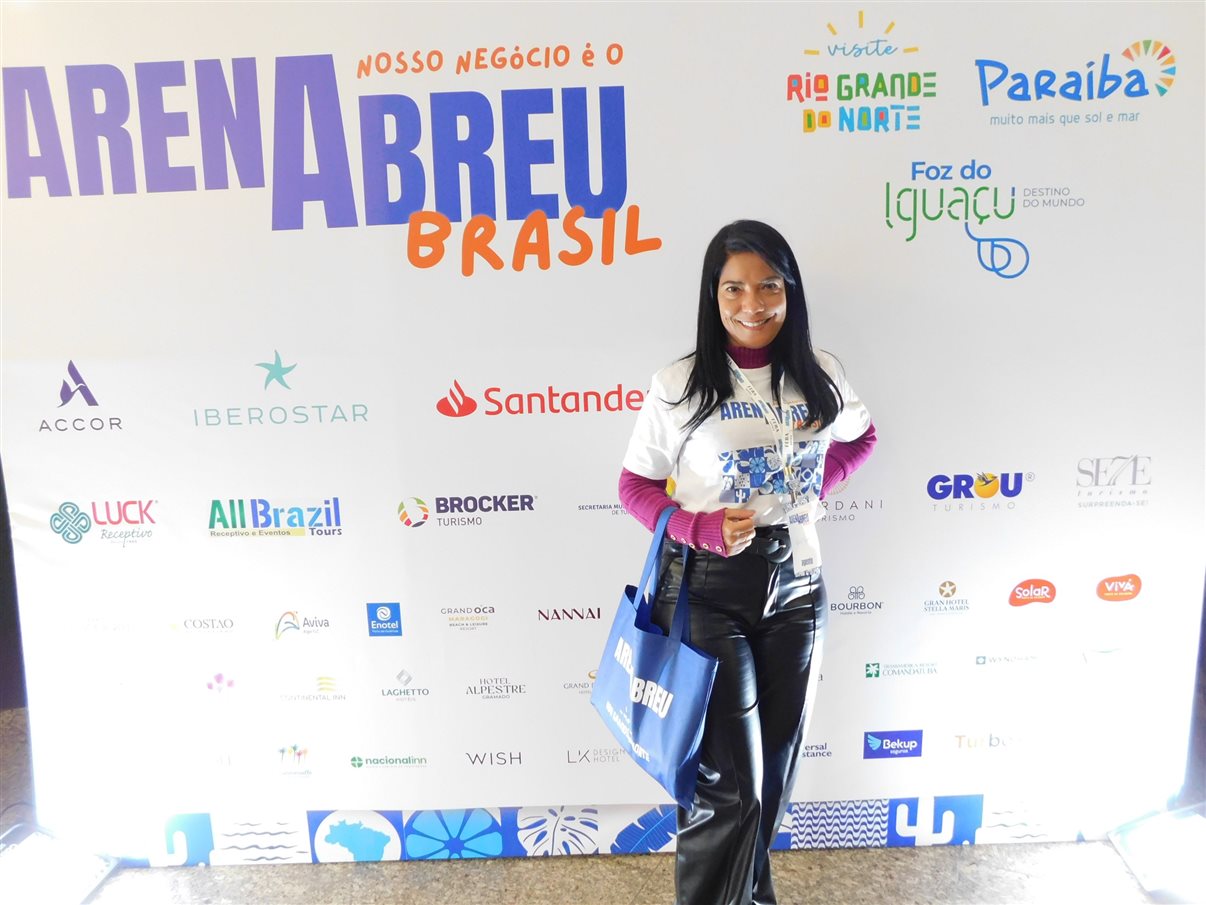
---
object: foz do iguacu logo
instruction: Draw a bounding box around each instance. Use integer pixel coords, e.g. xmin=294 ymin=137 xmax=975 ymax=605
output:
xmin=786 ymin=9 xmax=936 ymax=135
xmin=192 ymin=352 xmax=368 ymax=429
xmin=885 ymin=159 xmax=1029 ymax=279
xmin=435 ymin=379 xmax=644 ymax=417
xmin=208 ymin=497 xmax=343 ymax=537
xmin=978 ymin=39 xmax=1176 ymax=126
xmin=927 ymin=471 xmax=1034 ymax=512
xmin=3 ymin=51 xmax=662 ymax=275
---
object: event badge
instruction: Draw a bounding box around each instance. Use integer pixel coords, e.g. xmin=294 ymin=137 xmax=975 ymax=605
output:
xmin=786 ymin=494 xmax=823 ymax=573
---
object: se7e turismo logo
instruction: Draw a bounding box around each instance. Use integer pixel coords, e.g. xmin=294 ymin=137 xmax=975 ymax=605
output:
xmin=864 ymin=730 xmax=923 ymax=759
xmin=367 ymin=603 xmax=402 ymax=637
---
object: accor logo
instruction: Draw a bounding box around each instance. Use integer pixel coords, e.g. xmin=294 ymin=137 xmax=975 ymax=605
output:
xmin=1009 ymin=579 xmax=1055 ymax=607
xmin=1096 ymin=574 xmax=1141 ymax=601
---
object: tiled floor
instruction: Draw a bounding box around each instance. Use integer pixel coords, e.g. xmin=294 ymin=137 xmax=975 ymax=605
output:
xmin=0 ymin=707 xmax=1155 ymax=905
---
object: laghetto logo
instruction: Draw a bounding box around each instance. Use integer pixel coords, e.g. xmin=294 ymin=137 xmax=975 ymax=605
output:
xmin=436 ymin=379 xmax=643 ymax=417
xmin=786 ymin=8 xmax=936 ymax=136
xmin=928 ymin=471 xmax=1032 ymax=511
xmin=208 ymin=497 xmax=342 ymax=537
xmin=1097 ymin=574 xmax=1141 ymax=601
xmin=1009 ymin=579 xmax=1055 ymax=607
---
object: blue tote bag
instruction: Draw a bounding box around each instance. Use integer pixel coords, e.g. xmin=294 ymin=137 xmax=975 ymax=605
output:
xmin=591 ymin=507 xmax=718 ymax=810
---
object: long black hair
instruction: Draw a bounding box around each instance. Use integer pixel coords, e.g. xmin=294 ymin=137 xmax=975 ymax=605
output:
xmin=676 ymin=220 xmax=842 ymax=433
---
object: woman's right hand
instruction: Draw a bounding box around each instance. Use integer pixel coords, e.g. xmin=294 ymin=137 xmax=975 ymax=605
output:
xmin=722 ymin=508 xmax=757 ymax=556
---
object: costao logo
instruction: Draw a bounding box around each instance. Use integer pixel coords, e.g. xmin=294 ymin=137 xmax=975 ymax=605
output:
xmin=1009 ymin=578 xmax=1056 ymax=607
xmin=1097 ymin=574 xmax=1141 ymax=601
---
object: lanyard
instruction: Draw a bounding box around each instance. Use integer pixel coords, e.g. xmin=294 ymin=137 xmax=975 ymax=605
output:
xmin=725 ymin=356 xmax=798 ymax=503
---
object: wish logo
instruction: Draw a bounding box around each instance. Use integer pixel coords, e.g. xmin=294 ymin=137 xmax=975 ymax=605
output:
xmin=864 ymin=730 xmax=923 ymax=759
xmin=275 ymin=610 xmax=331 ymax=639
xmin=49 ymin=502 xmax=92 ymax=544
xmin=435 ymin=378 xmax=644 ymax=418
xmin=208 ymin=496 xmax=342 ymax=537
xmin=192 ymin=352 xmax=368 ymax=429
xmin=381 ymin=667 xmax=431 ymax=701
xmin=885 ymin=159 xmax=1031 ymax=279
xmin=403 ymin=492 xmax=535 ymax=528
xmin=367 ymin=603 xmax=402 ymax=637
xmin=39 ymin=360 xmax=124 ymax=433
xmin=465 ymin=751 xmax=523 ymax=766
xmin=785 ymin=8 xmax=937 ymax=136
xmin=1076 ymin=455 xmax=1151 ymax=508
xmin=928 ymin=471 xmax=1033 ymax=511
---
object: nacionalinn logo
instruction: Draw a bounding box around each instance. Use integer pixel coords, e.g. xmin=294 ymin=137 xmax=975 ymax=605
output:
xmin=192 ymin=351 xmax=368 ymax=428
xmin=40 ymin=360 xmax=123 ymax=433
xmin=1009 ymin=578 xmax=1055 ymax=607
xmin=400 ymin=493 xmax=534 ymax=528
xmin=928 ymin=471 xmax=1033 ymax=511
xmin=786 ymin=9 xmax=936 ymax=136
xmin=435 ymin=379 xmax=644 ymax=417
xmin=209 ymin=497 xmax=343 ymax=537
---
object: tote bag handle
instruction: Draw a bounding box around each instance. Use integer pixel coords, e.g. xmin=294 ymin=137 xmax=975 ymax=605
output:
xmin=633 ymin=506 xmax=694 ymax=644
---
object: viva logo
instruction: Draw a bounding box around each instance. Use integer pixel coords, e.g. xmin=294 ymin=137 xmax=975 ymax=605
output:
xmin=1010 ymin=579 xmax=1055 ymax=607
xmin=1097 ymin=574 xmax=1141 ymax=601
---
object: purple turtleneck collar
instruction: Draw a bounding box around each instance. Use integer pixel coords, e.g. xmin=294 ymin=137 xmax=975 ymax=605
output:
xmin=727 ymin=343 xmax=772 ymax=369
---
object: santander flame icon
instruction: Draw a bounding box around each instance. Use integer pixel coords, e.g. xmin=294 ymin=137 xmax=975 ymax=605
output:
xmin=436 ymin=380 xmax=478 ymax=417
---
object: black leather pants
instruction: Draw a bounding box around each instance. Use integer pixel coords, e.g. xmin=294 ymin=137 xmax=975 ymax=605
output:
xmin=651 ymin=527 xmax=826 ymax=905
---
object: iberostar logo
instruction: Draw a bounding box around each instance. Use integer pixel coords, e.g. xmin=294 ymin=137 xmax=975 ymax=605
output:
xmin=50 ymin=502 xmax=92 ymax=544
xmin=193 ymin=352 xmax=367 ymax=428
xmin=59 ymin=360 xmax=98 ymax=407
xmin=256 ymin=350 xmax=296 ymax=389
xmin=787 ymin=9 xmax=935 ymax=136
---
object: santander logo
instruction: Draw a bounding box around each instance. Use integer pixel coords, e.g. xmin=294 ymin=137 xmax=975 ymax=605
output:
xmin=1097 ymin=574 xmax=1141 ymax=601
xmin=1009 ymin=579 xmax=1056 ymax=607
xmin=436 ymin=380 xmax=478 ymax=417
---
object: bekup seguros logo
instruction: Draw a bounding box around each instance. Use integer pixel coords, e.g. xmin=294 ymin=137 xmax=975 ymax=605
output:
xmin=435 ymin=379 xmax=644 ymax=417
xmin=1009 ymin=579 xmax=1056 ymax=607
xmin=1097 ymin=574 xmax=1141 ymax=601
xmin=864 ymin=730 xmax=923 ymax=759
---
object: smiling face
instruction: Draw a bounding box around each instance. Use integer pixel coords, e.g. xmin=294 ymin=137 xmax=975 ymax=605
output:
xmin=716 ymin=251 xmax=788 ymax=349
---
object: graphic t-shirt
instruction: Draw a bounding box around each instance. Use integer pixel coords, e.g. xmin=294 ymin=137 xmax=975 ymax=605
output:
xmin=622 ymin=351 xmax=870 ymax=528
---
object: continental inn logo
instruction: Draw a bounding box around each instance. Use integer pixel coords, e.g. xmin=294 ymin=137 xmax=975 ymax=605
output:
xmin=192 ymin=351 xmax=368 ymax=428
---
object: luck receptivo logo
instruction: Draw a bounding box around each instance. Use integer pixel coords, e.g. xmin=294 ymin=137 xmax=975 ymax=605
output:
xmin=39 ymin=360 xmax=124 ymax=433
xmin=786 ymin=8 xmax=937 ymax=136
xmin=400 ymin=492 xmax=534 ymax=528
xmin=192 ymin=351 xmax=368 ymax=428
xmin=927 ymin=471 xmax=1034 ymax=511
xmin=51 ymin=500 xmax=158 ymax=547
xmin=366 ymin=603 xmax=402 ymax=637
xmin=435 ymin=379 xmax=644 ymax=417
xmin=1097 ymin=574 xmax=1141 ymax=601
xmin=864 ymin=730 xmax=923 ymax=759
xmin=1009 ymin=579 xmax=1055 ymax=607
xmin=208 ymin=496 xmax=343 ymax=537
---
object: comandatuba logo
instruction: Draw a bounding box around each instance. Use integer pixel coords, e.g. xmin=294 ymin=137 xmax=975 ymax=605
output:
xmin=208 ymin=496 xmax=343 ymax=537
xmin=192 ymin=351 xmax=368 ymax=428
xmin=785 ymin=8 xmax=937 ymax=136
xmin=39 ymin=360 xmax=124 ymax=434
xmin=435 ymin=378 xmax=644 ymax=418
xmin=399 ymin=492 xmax=534 ymax=528
xmin=927 ymin=470 xmax=1034 ymax=512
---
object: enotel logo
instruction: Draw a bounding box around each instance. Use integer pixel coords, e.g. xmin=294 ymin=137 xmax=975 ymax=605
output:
xmin=1009 ymin=579 xmax=1055 ymax=607
xmin=436 ymin=379 xmax=644 ymax=417
xmin=1097 ymin=574 xmax=1141 ymax=601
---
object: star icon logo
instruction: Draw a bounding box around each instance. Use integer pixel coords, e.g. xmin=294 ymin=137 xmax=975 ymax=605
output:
xmin=938 ymin=581 xmax=957 ymax=598
xmin=256 ymin=350 xmax=296 ymax=390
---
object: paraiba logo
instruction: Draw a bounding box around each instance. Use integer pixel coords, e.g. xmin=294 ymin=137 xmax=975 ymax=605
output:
xmin=1097 ymin=574 xmax=1141 ymax=601
xmin=404 ymin=493 xmax=535 ymax=528
xmin=928 ymin=471 xmax=1033 ymax=511
xmin=1009 ymin=579 xmax=1056 ymax=607
xmin=367 ymin=602 xmax=402 ymax=637
xmin=208 ymin=497 xmax=342 ymax=537
xmin=275 ymin=610 xmax=331 ymax=639
xmin=786 ymin=9 xmax=936 ymax=136
xmin=435 ymin=379 xmax=643 ymax=417
xmin=50 ymin=502 xmax=92 ymax=544
xmin=40 ymin=361 xmax=123 ymax=433
xmin=864 ymin=730 xmax=923 ymax=759
xmin=975 ymin=39 xmax=1176 ymax=107
xmin=397 ymin=498 xmax=430 ymax=527
xmin=192 ymin=352 xmax=368 ymax=428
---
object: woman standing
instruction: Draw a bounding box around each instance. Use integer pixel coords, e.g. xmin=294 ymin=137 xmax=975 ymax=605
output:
xmin=619 ymin=220 xmax=877 ymax=905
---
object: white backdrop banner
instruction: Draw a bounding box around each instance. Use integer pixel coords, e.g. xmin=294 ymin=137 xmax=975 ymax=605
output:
xmin=1 ymin=0 xmax=1203 ymax=864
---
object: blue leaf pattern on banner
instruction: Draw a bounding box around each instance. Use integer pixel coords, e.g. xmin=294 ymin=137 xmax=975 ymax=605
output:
xmin=517 ymin=806 xmax=600 ymax=856
xmin=610 ymin=805 xmax=677 ymax=854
